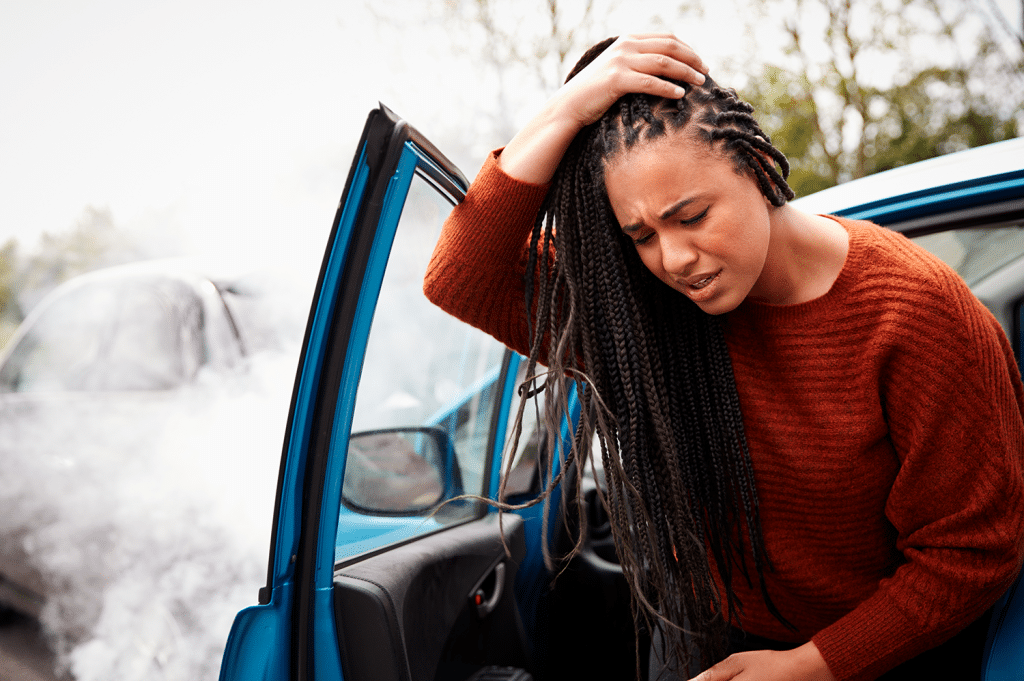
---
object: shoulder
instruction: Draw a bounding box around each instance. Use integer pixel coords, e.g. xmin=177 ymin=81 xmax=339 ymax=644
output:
xmin=832 ymin=219 xmax=1019 ymax=391
xmin=832 ymin=217 xmax=1012 ymax=364
xmin=832 ymin=217 xmax=983 ymax=322
xmin=837 ymin=217 xmax=960 ymax=292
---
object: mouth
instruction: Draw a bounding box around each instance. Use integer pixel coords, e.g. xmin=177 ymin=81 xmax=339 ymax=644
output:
xmin=688 ymin=271 xmax=721 ymax=290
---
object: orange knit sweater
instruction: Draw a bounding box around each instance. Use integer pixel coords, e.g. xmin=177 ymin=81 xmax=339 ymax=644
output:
xmin=423 ymin=151 xmax=1024 ymax=681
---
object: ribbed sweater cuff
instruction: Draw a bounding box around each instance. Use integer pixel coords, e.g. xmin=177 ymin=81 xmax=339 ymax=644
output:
xmin=812 ymin=596 xmax=918 ymax=681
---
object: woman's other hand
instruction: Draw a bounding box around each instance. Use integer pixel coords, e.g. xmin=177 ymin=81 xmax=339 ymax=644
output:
xmin=499 ymin=33 xmax=708 ymax=184
xmin=689 ymin=642 xmax=838 ymax=681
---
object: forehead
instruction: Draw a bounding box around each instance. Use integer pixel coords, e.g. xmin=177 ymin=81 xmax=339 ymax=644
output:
xmin=602 ymin=130 xmax=733 ymax=209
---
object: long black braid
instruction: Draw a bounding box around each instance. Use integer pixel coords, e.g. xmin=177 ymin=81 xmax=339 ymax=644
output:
xmin=513 ymin=38 xmax=797 ymax=674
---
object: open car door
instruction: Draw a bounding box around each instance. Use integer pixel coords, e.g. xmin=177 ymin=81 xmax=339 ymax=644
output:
xmin=217 ymin=105 xmax=548 ymax=681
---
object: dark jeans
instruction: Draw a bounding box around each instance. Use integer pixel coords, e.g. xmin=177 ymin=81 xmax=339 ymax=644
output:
xmin=649 ymin=608 xmax=992 ymax=680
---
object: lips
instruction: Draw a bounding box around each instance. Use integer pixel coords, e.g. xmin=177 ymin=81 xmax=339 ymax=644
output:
xmin=688 ymin=271 xmax=721 ymax=290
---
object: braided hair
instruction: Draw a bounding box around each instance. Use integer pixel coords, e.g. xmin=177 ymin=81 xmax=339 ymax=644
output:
xmin=514 ymin=38 xmax=797 ymax=674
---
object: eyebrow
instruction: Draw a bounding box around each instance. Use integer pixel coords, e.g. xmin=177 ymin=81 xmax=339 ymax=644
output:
xmin=621 ymin=198 xmax=697 ymax=234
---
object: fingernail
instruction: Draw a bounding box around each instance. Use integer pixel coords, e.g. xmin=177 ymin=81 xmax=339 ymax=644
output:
xmin=673 ymin=85 xmax=686 ymax=97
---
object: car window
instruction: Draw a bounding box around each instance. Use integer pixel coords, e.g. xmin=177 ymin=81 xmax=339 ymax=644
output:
xmin=912 ymin=223 xmax=1024 ymax=286
xmin=0 ymin=277 xmax=205 ymax=392
xmin=496 ymin=357 xmax=546 ymax=498
xmin=337 ymin=173 xmax=507 ymax=559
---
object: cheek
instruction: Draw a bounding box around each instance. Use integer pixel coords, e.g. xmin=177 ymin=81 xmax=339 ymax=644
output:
xmin=633 ymin=244 xmax=673 ymax=285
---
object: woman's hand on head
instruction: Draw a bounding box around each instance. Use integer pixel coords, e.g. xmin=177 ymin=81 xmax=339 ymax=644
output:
xmin=498 ymin=33 xmax=708 ymax=185
xmin=557 ymin=33 xmax=708 ymax=128
xmin=688 ymin=643 xmax=837 ymax=681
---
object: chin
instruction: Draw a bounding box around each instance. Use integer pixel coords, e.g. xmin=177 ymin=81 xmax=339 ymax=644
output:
xmin=690 ymin=289 xmax=748 ymax=316
xmin=694 ymin=300 xmax=736 ymax=316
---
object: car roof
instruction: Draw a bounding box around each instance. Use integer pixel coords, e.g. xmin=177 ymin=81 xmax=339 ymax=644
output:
xmin=792 ymin=137 xmax=1024 ymax=235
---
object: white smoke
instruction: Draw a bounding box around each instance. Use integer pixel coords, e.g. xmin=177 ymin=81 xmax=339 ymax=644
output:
xmin=0 ymin=314 xmax=303 ymax=680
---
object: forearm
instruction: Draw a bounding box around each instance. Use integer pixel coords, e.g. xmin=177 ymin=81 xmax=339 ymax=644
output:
xmin=497 ymin=99 xmax=585 ymax=184
xmin=809 ymin=546 xmax=1020 ymax=681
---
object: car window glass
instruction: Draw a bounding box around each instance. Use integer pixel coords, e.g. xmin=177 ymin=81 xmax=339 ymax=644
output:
xmin=337 ymin=173 xmax=507 ymax=560
xmin=0 ymin=278 xmax=205 ymax=392
xmin=497 ymin=359 xmax=544 ymax=498
xmin=912 ymin=223 xmax=1024 ymax=286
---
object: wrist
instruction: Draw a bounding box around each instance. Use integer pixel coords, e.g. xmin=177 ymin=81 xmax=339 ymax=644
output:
xmin=792 ymin=641 xmax=837 ymax=681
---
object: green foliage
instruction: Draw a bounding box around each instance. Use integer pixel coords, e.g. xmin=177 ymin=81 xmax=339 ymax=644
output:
xmin=0 ymin=239 xmax=17 ymax=319
xmin=743 ymin=60 xmax=1021 ymax=196
xmin=742 ymin=65 xmax=837 ymax=197
xmin=2 ymin=206 xmax=143 ymax=336
xmin=0 ymin=239 xmax=19 ymax=349
xmin=737 ymin=0 xmax=1023 ymax=196
xmin=19 ymin=206 xmax=135 ymax=297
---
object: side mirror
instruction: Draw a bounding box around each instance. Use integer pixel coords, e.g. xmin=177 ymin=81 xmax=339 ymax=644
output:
xmin=342 ymin=427 xmax=461 ymax=515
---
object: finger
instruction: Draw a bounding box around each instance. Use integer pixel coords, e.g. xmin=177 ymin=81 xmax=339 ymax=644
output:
xmin=689 ymin=656 xmax=743 ymax=681
xmin=620 ymin=34 xmax=709 ymax=75
xmin=612 ymin=71 xmax=690 ymax=101
xmin=622 ymin=52 xmax=706 ymax=91
xmin=640 ymin=52 xmax=706 ymax=86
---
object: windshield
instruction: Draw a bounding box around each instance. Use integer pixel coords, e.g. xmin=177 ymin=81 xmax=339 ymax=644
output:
xmin=0 ymin=277 xmax=206 ymax=393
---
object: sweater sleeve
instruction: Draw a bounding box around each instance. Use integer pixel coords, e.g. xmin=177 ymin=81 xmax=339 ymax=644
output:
xmin=423 ymin=149 xmax=550 ymax=358
xmin=811 ymin=250 xmax=1024 ymax=680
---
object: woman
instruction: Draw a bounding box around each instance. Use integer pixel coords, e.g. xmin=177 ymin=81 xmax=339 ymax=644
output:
xmin=423 ymin=35 xmax=1024 ymax=681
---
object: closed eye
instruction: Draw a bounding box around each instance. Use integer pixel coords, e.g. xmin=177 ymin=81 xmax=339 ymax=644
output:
xmin=681 ymin=207 xmax=709 ymax=225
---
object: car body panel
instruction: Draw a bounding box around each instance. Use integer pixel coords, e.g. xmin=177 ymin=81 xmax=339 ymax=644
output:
xmin=794 ymin=137 xmax=1024 ymax=233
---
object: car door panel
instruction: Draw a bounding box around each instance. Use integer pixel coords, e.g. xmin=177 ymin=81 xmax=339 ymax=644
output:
xmin=334 ymin=514 xmax=527 ymax=681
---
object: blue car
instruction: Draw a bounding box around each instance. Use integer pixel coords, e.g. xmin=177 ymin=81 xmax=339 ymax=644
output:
xmin=219 ymin=106 xmax=1024 ymax=681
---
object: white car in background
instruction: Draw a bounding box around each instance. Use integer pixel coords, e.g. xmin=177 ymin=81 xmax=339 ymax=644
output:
xmin=0 ymin=260 xmax=302 ymax=680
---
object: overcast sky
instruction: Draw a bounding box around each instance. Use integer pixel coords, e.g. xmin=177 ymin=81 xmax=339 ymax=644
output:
xmin=2 ymin=1 xmax=419 ymax=273
xmin=2 ymin=0 xmax=1021 ymax=275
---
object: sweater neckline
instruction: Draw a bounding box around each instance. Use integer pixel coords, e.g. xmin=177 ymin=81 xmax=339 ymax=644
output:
xmin=733 ymin=216 xmax=865 ymax=325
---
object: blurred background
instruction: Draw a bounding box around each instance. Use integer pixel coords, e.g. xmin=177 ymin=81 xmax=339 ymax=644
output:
xmin=0 ymin=1 xmax=1021 ymax=680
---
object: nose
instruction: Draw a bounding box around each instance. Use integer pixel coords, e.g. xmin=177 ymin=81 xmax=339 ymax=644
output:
xmin=658 ymin=229 xmax=699 ymax=275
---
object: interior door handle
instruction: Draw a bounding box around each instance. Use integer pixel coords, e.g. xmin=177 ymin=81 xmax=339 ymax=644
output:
xmin=470 ymin=561 xmax=505 ymax=618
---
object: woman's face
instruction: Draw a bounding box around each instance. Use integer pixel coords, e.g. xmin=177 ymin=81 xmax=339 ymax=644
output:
xmin=603 ymin=129 xmax=774 ymax=315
